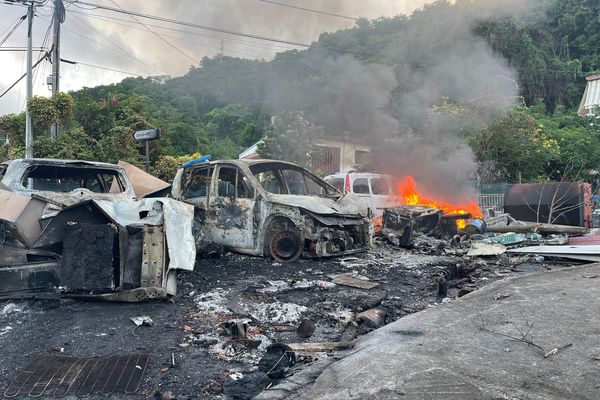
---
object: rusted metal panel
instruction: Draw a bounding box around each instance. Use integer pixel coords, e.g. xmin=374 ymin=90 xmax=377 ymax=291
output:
xmin=141 ymin=225 xmax=165 ymax=288
xmin=0 ymin=188 xmax=45 ymax=247
xmin=117 ymin=160 xmax=170 ymax=198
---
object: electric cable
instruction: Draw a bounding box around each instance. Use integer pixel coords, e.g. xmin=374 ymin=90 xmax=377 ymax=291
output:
xmin=254 ymin=0 xmax=359 ymax=21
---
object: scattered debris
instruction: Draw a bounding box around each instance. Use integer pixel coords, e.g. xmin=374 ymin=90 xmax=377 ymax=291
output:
xmin=131 ymin=315 xmax=154 ymax=327
xmin=493 ymin=292 xmax=512 ymax=300
xmin=223 ymin=371 xmax=272 ymax=400
xmin=1 ymin=302 xmax=24 ymax=315
xmin=508 ymin=245 xmax=600 ymax=262
xmin=467 ymin=243 xmax=507 ymax=257
xmin=331 ymin=273 xmax=380 ymax=289
xmin=258 ymin=343 xmax=296 ymax=379
xmin=251 ymin=302 xmax=308 ymax=324
xmin=355 ymin=308 xmax=386 ymax=329
xmin=296 ymin=319 xmax=316 ymax=338
xmin=287 ymin=341 xmax=355 ymax=353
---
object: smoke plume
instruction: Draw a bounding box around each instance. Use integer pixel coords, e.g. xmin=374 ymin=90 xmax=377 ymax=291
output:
xmin=264 ymin=0 xmax=540 ymax=202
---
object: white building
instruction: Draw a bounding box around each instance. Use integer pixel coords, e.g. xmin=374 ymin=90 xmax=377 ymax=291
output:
xmin=578 ymin=74 xmax=600 ymax=117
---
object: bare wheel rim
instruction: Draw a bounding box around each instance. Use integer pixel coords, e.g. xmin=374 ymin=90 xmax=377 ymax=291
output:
xmin=270 ymin=231 xmax=301 ymax=262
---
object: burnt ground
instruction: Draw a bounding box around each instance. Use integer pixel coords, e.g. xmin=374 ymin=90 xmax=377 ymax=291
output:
xmin=0 ymin=242 xmax=566 ymax=400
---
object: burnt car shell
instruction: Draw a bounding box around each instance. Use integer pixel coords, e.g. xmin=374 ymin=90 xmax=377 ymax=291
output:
xmin=172 ymin=159 xmax=371 ymax=262
xmin=0 ymin=158 xmax=195 ymax=301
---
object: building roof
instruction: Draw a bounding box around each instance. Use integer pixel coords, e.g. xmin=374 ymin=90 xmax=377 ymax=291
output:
xmin=238 ymin=140 xmax=264 ymax=159
xmin=578 ymin=75 xmax=600 ymax=116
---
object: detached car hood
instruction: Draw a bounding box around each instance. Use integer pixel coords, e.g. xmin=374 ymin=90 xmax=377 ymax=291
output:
xmin=267 ymin=193 xmax=368 ymax=217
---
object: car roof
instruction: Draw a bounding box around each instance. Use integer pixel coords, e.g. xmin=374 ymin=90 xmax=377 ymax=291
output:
xmin=324 ymin=172 xmax=392 ymax=179
xmin=7 ymin=158 xmax=124 ymax=169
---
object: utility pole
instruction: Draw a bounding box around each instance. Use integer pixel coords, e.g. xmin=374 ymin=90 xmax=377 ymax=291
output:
xmin=50 ymin=0 xmax=64 ymax=140
xmin=25 ymin=0 xmax=34 ymax=159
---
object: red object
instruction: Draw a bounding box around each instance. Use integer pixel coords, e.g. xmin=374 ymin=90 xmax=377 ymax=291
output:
xmin=345 ymin=174 xmax=351 ymax=194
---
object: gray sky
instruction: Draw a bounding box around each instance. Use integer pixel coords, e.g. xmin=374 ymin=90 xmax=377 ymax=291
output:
xmin=0 ymin=0 xmax=436 ymax=116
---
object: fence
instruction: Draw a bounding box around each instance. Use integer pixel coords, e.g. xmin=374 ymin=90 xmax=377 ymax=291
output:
xmin=476 ymin=194 xmax=504 ymax=216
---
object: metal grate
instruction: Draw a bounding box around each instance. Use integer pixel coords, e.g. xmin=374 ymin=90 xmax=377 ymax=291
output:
xmin=311 ymin=145 xmax=341 ymax=176
xmin=476 ymin=194 xmax=504 ymax=215
xmin=4 ymin=353 xmax=149 ymax=398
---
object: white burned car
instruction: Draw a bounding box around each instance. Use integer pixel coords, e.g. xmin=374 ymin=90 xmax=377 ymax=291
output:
xmin=324 ymin=172 xmax=401 ymax=217
xmin=0 ymin=158 xmax=195 ymax=301
xmin=172 ymin=159 xmax=371 ymax=262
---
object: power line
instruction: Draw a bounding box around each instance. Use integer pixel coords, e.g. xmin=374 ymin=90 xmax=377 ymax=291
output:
xmin=68 ymin=10 xmax=299 ymax=51
xmin=107 ymin=0 xmax=199 ymax=65
xmin=39 ymin=14 xmax=169 ymax=75
xmin=255 ymin=0 xmax=358 ymax=21
xmin=68 ymin=10 xmax=281 ymax=59
xmin=69 ymin=11 xmax=167 ymax=75
xmin=60 ymin=57 xmax=145 ymax=76
xmin=0 ymin=51 xmax=49 ymax=98
xmin=67 ymin=0 xmax=312 ymax=48
xmin=0 ymin=47 xmax=48 ymax=51
xmin=0 ymin=13 xmax=27 ymax=46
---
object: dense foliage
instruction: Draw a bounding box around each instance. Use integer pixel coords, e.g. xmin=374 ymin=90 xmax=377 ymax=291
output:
xmin=1 ymin=0 xmax=599 ymax=184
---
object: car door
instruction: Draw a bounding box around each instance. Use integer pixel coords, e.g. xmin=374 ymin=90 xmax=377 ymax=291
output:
xmin=206 ymin=165 xmax=256 ymax=250
xmin=369 ymin=176 xmax=397 ymax=215
xmin=351 ymin=176 xmax=376 ymax=213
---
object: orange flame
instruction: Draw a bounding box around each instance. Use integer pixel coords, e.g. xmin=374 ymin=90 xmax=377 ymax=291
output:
xmin=397 ymin=176 xmax=482 ymax=229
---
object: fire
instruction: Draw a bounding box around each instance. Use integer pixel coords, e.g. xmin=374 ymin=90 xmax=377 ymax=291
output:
xmin=397 ymin=176 xmax=482 ymax=229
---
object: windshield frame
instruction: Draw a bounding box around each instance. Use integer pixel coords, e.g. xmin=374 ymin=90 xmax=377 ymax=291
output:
xmin=248 ymin=162 xmax=340 ymax=197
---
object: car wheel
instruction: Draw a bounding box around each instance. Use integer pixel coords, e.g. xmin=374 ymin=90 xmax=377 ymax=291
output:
xmin=269 ymin=230 xmax=302 ymax=262
xmin=264 ymin=218 xmax=302 ymax=262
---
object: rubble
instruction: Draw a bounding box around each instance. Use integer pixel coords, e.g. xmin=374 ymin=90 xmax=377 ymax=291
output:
xmin=467 ymin=243 xmax=507 ymax=257
xmin=331 ymin=273 xmax=380 ymax=289
xmin=251 ymin=302 xmax=308 ymax=324
xmin=131 ymin=315 xmax=154 ymax=327
xmin=296 ymin=319 xmax=316 ymax=338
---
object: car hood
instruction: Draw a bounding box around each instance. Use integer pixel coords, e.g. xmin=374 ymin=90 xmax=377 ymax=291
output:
xmin=267 ymin=193 xmax=368 ymax=217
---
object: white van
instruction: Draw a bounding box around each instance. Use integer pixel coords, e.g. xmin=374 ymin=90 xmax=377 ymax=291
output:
xmin=324 ymin=172 xmax=401 ymax=216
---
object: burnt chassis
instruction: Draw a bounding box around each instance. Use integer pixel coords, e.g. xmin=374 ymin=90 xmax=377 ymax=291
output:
xmin=0 ymin=159 xmax=195 ymax=301
xmin=173 ymin=160 xmax=371 ymax=262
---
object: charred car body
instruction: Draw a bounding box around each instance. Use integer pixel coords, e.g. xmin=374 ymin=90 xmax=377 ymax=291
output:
xmin=0 ymin=158 xmax=195 ymax=301
xmin=172 ymin=159 xmax=371 ymax=262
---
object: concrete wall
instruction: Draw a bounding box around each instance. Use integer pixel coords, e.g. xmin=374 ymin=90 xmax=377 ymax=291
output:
xmin=315 ymin=138 xmax=371 ymax=173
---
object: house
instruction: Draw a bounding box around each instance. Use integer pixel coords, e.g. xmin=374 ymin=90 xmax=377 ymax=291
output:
xmin=578 ymin=74 xmax=600 ymax=117
xmin=150 ymin=75 xmax=172 ymax=85
xmin=311 ymin=136 xmax=371 ymax=176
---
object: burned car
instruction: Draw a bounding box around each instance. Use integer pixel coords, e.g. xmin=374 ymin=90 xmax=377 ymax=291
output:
xmin=172 ymin=159 xmax=371 ymax=262
xmin=0 ymin=158 xmax=195 ymax=301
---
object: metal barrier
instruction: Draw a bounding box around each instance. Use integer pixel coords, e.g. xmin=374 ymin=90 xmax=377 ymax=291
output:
xmin=477 ymin=194 xmax=504 ymax=215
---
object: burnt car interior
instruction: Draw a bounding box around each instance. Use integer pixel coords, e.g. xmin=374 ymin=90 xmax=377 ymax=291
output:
xmin=216 ymin=167 xmax=254 ymax=199
xmin=183 ymin=167 xmax=214 ymax=199
xmin=21 ymin=165 xmax=125 ymax=193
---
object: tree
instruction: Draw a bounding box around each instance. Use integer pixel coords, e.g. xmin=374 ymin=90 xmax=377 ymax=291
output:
xmin=258 ymin=112 xmax=322 ymax=168
xmin=470 ymin=108 xmax=560 ymax=182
